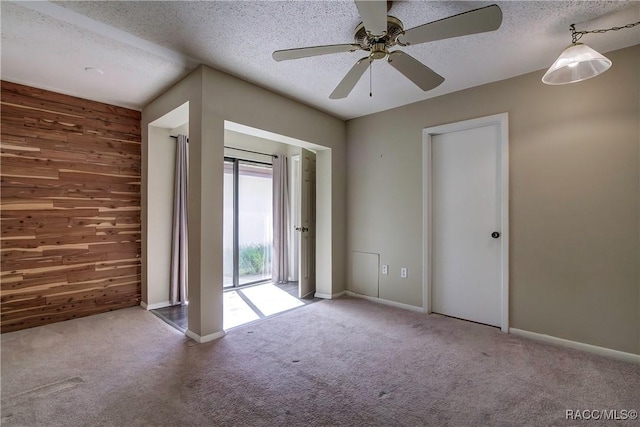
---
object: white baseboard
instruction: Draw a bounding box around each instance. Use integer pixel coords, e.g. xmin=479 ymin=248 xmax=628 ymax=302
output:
xmin=185 ymin=329 xmax=226 ymax=344
xmin=314 ymin=291 xmax=346 ymax=299
xmin=345 ymin=291 xmax=424 ymax=313
xmin=140 ymin=301 xmax=172 ymax=311
xmin=509 ymin=328 xmax=639 ymax=364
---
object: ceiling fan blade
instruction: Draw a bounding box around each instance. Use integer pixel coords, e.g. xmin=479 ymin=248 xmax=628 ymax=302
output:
xmin=330 ymin=57 xmax=371 ymax=99
xmin=273 ymin=44 xmax=361 ymax=61
xmin=398 ymin=4 xmax=502 ymax=46
xmin=355 ymin=0 xmax=388 ymax=36
xmin=387 ymin=51 xmax=445 ymax=91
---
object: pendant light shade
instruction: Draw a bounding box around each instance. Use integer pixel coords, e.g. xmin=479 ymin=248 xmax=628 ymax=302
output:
xmin=542 ymin=43 xmax=612 ymax=85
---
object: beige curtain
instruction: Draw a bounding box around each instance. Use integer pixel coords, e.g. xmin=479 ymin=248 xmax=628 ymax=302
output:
xmin=170 ymin=135 xmax=188 ymax=305
xmin=272 ymin=156 xmax=289 ymax=283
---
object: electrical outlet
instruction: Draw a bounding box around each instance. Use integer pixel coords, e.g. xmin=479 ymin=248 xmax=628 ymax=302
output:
xmin=382 ymin=264 xmax=389 ymax=275
xmin=400 ymin=268 xmax=408 ymax=278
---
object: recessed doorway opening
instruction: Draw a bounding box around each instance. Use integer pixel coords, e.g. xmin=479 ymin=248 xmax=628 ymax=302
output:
xmin=152 ymin=120 xmax=329 ymax=333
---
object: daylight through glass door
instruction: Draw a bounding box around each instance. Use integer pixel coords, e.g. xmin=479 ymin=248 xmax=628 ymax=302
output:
xmin=223 ymin=158 xmax=273 ymax=288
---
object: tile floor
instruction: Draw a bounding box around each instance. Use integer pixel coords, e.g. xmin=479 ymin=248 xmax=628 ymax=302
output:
xmin=151 ymin=282 xmax=320 ymax=333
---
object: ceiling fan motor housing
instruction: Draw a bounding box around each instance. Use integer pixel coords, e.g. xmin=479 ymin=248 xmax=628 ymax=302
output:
xmin=354 ymin=15 xmax=404 ymax=59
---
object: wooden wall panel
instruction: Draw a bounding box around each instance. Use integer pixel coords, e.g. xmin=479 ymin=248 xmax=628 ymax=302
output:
xmin=1 ymin=81 xmax=142 ymax=333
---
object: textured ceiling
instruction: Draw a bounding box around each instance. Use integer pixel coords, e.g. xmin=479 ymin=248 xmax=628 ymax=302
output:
xmin=2 ymin=1 xmax=639 ymax=120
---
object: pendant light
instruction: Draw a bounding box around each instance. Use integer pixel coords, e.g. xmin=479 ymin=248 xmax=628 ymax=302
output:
xmin=543 ymin=21 xmax=640 ymax=85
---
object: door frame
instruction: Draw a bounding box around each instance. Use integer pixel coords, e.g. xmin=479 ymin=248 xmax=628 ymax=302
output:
xmin=422 ymin=113 xmax=509 ymax=332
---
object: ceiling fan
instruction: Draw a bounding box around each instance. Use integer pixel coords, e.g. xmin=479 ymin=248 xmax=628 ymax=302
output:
xmin=272 ymin=1 xmax=503 ymax=99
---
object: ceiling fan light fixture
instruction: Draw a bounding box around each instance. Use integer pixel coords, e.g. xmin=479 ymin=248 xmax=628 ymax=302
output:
xmin=542 ymin=43 xmax=611 ymax=85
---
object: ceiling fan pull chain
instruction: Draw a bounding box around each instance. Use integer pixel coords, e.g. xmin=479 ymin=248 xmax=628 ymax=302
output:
xmin=369 ymin=61 xmax=372 ymax=97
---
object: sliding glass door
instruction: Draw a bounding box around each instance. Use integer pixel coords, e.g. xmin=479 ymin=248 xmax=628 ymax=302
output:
xmin=223 ymin=160 xmax=235 ymax=287
xmin=238 ymin=162 xmax=273 ymax=284
xmin=223 ymin=158 xmax=273 ymax=288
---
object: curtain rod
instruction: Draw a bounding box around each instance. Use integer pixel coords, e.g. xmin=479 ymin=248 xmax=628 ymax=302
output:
xmin=224 ymin=146 xmax=278 ymax=159
xmin=169 ymin=136 xmax=277 ymax=159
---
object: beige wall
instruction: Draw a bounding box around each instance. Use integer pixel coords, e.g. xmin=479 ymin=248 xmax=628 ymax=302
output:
xmin=200 ymin=65 xmax=347 ymax=302
xmin=145 ymin=125 xmax=176 ymax=307
xmin=172 ymin=123 xmax=189 ymax=136
xmin=346 ymin=45 xmax=639 ymax=354
xmin=142 ymin=65 xmax=346 ymax=340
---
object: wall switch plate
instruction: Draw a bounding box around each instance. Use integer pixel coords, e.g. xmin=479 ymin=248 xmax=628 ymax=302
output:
xmin=400 ymin=268 xmax=408 ymax=278
xmin=382 ymin=264 xmax=389 ymax=275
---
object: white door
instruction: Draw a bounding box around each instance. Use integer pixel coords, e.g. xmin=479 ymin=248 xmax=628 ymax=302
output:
xmin=297 ymin=148 xmax=316 ymax=298
xmin=431 ymin=124 xmax=503 ymax=327
xmin=289 ymin=156 xmax=300 ymax=282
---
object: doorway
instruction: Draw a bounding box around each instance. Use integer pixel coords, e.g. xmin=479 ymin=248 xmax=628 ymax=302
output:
xmin=144 ymin=113 xmax=335 ymax=337
xmin=219 ymin=129 xmax=319 ymax=331
xmin=422 ymin=113 xmax=509 ymax=332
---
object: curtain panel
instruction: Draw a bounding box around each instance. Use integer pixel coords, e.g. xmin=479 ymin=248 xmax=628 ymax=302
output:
xmin=170 ymin=135 xmax=188 ymax=305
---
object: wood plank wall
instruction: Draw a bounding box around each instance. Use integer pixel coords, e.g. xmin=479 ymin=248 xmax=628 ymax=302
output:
xmin=1 ymin=81 xmax=142 ymax=332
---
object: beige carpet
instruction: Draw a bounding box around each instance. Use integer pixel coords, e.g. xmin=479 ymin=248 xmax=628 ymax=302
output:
xmin=1 ymin=297 xmax=638 ymax=426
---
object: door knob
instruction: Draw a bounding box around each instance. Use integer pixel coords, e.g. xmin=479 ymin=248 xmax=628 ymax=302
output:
xmin=295 ymin=226 xmax=309 ymax=232
xmin=491 ymin=231 xmax=500 ymax=239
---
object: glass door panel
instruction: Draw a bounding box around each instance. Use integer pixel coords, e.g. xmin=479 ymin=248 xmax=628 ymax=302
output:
xmin=223 ymin=160 xmax=235 ymax=288
xmin=238 ymin=162 xmax=273 ymax=285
